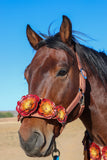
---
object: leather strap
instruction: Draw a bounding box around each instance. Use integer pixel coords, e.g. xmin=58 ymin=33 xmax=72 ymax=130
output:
xmin=66 ymin=52 xmax=87 ymax=119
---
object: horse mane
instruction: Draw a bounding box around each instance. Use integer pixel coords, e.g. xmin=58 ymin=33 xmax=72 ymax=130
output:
xmin=76 ymin=43 xmax=107 ymax=86
xmin=36 ymin=32 xmax=107 ymax=87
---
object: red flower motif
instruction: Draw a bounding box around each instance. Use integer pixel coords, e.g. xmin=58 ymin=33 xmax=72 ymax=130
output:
xmin=89 ymin=142 xmax=101 ymax=160
xmin=16 ymin=95 xmax=68 ymax=124
xmin=16 ymin=95 xmax=40 ymax=116
xmin=102 ymin=146 xmax=107 ymax=160
xmin=55 ymin=106 xmax=67 ymax=124
xmin=38 ymin=99 xmax=57 ymax=119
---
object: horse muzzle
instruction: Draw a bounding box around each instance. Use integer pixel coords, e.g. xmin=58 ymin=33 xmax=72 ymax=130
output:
xmin=19 ymin=129 xmax=54 ymax=157
xmin=18 ymin=130 xmax=45 ymax=156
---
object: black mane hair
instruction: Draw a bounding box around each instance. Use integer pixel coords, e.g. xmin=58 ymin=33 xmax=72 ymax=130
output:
xmin=76 ymin=43 xmax=107 ymax=86
xmin=36 ymin=33 xmax=107 ymax=86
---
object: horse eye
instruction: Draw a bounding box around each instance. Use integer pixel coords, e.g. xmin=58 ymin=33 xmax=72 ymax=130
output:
xmin=57 ymin=69 xmax=68 ymax=77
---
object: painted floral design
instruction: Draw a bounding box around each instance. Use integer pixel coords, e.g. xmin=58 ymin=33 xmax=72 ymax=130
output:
xmin=89 ymin=143 xmax=101 ymax=160
xmin=102 ymin=146 xmax=107 ymax=160
xmin=16 ymin=94 xmax=67 ymax=124
xmin=56 ymin=106 xmax=67 ymax=124
xmin=16 ymin=94 xmax=40 ymax=116
xmin=38 ymin=99 xmax=56 ymax=119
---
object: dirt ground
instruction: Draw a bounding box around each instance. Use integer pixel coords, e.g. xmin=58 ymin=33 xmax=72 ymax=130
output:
xmin=0 ymin=117 xmax=85 ymax=160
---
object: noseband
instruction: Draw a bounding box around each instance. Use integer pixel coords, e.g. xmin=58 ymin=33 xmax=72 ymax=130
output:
xmin=16 ymin=52 xmax=87 ymax=126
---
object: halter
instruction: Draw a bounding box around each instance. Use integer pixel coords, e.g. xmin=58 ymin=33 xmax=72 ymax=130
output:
xmin=16 ymin=52 xmax=87 ymax=125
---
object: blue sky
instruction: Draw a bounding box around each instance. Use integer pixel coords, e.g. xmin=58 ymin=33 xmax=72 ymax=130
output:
xmin=0 ymin=0 xmax=107 ymax=111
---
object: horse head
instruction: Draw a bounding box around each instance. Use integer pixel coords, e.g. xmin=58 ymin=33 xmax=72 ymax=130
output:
xmin=18 ymin=16 xmax=84 ymax=157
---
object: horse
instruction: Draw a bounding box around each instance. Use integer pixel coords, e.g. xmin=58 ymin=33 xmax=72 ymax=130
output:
xmin=17 ymin=16 xmax=107 ymax=159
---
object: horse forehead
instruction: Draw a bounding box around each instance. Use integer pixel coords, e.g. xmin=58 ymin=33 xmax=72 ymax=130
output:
xmin=35 ymin=46 xmax=69 ymax=63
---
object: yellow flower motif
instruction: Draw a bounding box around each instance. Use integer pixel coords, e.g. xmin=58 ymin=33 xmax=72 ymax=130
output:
xmin=22 ymin=99 xmax=34 ymax=110
xmin=38 ymin=99 xmax=56 ymax=118
xmin=57 ymin=110 xmax=64 ymax=120
xmin=41 ymin=102 xmax=53 ymax=114
xmin=16 ymin=94 xmax=40 ymax=117
xmin=90 ymin=143 xmax=101 ymax=160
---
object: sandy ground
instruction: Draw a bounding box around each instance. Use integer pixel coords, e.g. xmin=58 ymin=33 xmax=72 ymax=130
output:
xmin=0 ymin=117 xmax=85 ymax=160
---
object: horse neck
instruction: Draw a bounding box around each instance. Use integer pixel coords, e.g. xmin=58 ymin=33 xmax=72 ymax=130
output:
xmin=79 ymin=67 xmax=107 ymax=146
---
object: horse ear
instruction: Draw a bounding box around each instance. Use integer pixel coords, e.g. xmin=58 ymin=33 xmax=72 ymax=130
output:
xmin=60 ymin=15 xmax=72 ymax=44
xmin=26 ymin=25 xmax=43 ymax=50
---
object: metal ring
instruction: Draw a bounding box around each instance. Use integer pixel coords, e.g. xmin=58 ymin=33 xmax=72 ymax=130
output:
xmin=52 ymin=148 xmax=60 ymax=157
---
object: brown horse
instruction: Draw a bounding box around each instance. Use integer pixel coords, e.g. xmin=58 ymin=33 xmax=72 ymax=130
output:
xmin=18 ymin=16 xmax=107 ymax=159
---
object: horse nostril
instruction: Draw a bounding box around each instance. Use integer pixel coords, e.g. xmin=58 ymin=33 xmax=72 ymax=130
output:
xmin=34 ymin=131 xmax=45 ymax=148
xmin=18 ymin=131 xmax=44 ymax=152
